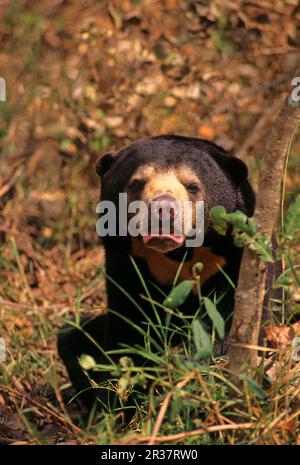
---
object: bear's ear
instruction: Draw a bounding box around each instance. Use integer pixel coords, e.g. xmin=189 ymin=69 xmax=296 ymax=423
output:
xmin=211 ymin=150 xmax=249 ymax=186
xmin=224 ymin=156 xmax=249 ymax=186
xmin=95 ymin=152 xmax=116 ymax=177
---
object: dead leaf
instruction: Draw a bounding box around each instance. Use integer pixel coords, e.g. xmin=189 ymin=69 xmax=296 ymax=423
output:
xmin=264 ymin=325 xmax=293 ymax=346
xmin=198 ymin=124 xmax=215 ymax=140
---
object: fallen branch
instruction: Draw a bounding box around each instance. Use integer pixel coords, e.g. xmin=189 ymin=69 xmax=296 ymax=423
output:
xmin=119 ymin=422 xmax=254 ymax=445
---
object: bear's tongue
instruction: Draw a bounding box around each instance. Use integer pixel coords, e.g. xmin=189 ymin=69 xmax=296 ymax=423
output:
xmin=143 ymin=233 xmax=184 ymax=248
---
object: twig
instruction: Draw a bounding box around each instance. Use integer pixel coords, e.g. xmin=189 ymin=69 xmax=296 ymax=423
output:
xmin=120 ymin=422 xmax=254 ymax=445
xmin=0 ymin=166 xmax=22 ymax=199
xmin=0 ymin=299 xmax=67 ymax=311
xmin=148 ymin=370 xmax=197 ymax=445
xmin=1 ymin=384 xmax=85 ymax=437
xmin=238 ymin=102 xmax=281 ymax=160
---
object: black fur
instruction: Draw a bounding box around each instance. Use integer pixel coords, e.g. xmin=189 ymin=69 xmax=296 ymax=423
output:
xmin=57 ymin=136 xmax=256 ymax=409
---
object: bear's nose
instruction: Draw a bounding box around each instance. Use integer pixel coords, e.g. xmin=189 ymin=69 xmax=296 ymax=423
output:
xmin=150 ymin=194 xmax=179 ymax=221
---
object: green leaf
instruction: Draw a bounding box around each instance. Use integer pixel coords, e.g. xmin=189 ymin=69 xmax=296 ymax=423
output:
xmin=210 ymin=205 xmax=227 ymax=220
xmin=274 ymin=274 xmax=293 ymax=287
xmin=227 ymin=210 xmax=247 ymax=229
xmin=233 ymin=231 xmax=250 ymax=248
xmin=163 ymin=280 xmax=194 ymax=309
xmin=170 ymin=396 xmax=184 ymax=422
xmin=249 ymin=234 xmax=274 ymax=263
xmin=209 ymin=206 xmax=228 ymax=235
xmin=194 ymin=348 xmax=212 ymax=360
xmin=203 ymin=297 xmax=225 ymax=339
xmin=247 ymin=218 xmax=257 ymax=237
xmin=285 ymin=194 xmax=300 ymax=237
xmin=192 ymin=319 xmax=211 ymax=360
xmin=244 ymin=377 xmax=266 ymax=400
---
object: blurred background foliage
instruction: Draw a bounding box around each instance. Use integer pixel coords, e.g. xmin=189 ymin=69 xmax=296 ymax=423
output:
xmin=0 ymin=0 xmax=300 ymax=444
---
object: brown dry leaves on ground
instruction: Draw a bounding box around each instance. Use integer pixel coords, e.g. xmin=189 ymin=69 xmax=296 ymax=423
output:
xmin=0 ymin=0 xmax=300 ymax=444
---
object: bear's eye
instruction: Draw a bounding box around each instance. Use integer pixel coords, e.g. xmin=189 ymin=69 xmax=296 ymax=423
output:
xmin=186 ymin=183 xmax=200 ymax=194
xmin=128 ymin=179 xmax=146 ymax=193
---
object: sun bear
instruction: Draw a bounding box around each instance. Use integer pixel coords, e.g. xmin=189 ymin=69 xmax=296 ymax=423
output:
xmin=57 ymin=135 xmax=256 ymax=408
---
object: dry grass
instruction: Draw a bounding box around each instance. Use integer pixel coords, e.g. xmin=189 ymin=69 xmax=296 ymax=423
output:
xmin=0 ymin=0 xmax=300 ymax=444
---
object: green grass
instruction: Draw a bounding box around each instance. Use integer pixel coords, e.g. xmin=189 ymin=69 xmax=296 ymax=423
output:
xmin=2 ymin=230 xmax=299 ymax=444
xmin=0 ymin=0 xmax=300 ymax=446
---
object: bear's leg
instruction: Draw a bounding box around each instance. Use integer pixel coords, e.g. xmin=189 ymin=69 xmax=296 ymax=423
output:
xmin=57 ymin=251 xmax=147 ymax=409
xmin=58 ymin=311 xmax=147 ymax=412
xmin=57 ymin=313 xmax=113 ymax=408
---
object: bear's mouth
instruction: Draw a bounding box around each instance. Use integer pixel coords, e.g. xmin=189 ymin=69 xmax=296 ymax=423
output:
xmin=142 ymin=234 xmax=184 ymax=253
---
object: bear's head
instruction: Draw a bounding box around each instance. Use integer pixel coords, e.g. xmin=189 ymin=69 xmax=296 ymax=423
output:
xmin=96 ymin=135 xmax=254 ymax=254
